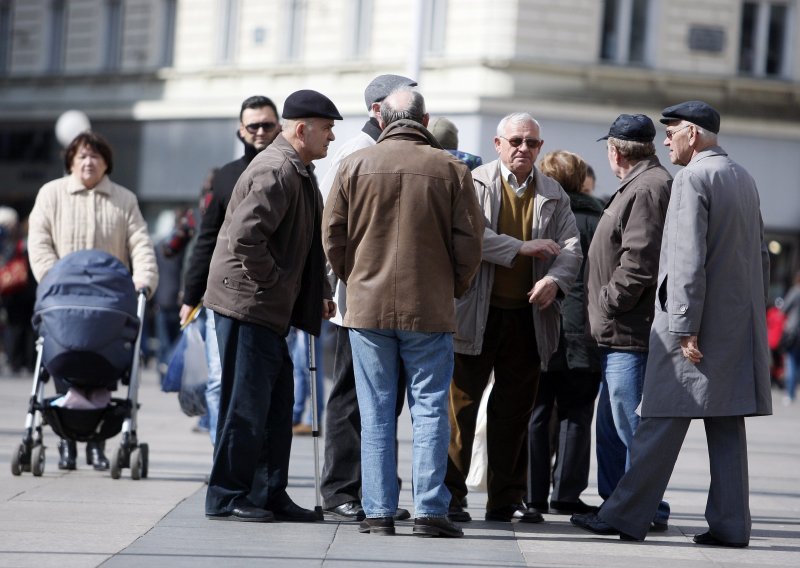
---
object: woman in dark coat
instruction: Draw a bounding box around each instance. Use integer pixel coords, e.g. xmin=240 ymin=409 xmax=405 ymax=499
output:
xmin=527 ymin=151 xmax=603 ymax=514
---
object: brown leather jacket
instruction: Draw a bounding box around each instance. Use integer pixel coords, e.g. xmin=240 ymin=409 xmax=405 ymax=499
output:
xmin=322 ymin=120 xmax=483 ymax=332
xmin=204 ymin=135 xmax=331 ymax=336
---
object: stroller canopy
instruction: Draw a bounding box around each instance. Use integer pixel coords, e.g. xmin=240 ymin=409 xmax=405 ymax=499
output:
xmin=33 ymin=249 xmax=139 ymax=388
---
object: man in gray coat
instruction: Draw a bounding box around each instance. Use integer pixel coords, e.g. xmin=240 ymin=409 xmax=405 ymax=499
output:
xmin=572 ymin=100 xmax=772 ymax=547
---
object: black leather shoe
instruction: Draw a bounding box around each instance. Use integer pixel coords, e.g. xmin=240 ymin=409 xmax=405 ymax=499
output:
xmin=359 ymin=516 xmax=395 ymax=535
xmin=485 ymin=503 xmax=544 ymax=523
xmin=207 ymin=505 xmax=274 ymax=522
xmin=58 ymin=439 xmax=77 ymax=470
xmin=394 ymin=507 xmax=411 ymax=521
xmin=693 ymin=531 xmax=748 ymax=548
xmin=570 ymin=512 xmax=640 ymax=540
xmin=86 ymin=440 xmax=110 ymax=470
xmin=413 ymin=517 xmax=463 ymax=538
xmin=650 ymin=520 xmax=669 ymax=532
xmin=549 ymin=499 xmax=599 ymax=515
xmin=447 ymin=503 xmax=472 ymax=522
xmin=527 ymin=501 xmax=549 ymax=514
xmin=270 ymin=500 xmax=319 ymax=522
xmin=325 ymin=501 xmax=365 ymax=521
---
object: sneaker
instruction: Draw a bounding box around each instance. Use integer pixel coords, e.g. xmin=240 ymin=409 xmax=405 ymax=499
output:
xmin=358 ymin=516 xmax=395 ymax=535
xmin=413 ymin=516 xmax=463 ymax=538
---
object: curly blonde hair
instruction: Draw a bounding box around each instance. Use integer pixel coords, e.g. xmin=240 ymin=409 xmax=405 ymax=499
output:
xmin=539 ymin=150 xmax=587 ymax=194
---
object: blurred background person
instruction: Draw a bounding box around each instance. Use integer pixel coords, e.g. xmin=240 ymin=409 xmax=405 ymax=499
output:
xmin=581 ymin=165 xmax=597 ymax=195
xmin=527 ymin=150 xmax=602 ymax=515
xmin=781 ymin=272 xmax=800 ymax=405
xmin=27 ymin=130 xmax=158 ymax=471
xmin=429 ymin=116 xmax=483 ymax=170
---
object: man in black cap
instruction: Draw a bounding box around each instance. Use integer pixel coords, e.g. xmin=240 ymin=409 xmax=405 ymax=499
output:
xmin=203 ymin=89 xmax=341 ymax=523
xmin=317 ymin=74 xmax=416 ymax=522
xmin=583 ymin=113 xmax=672 ymax=527
xmin=572 ymin=104 xmax=771 ymax=547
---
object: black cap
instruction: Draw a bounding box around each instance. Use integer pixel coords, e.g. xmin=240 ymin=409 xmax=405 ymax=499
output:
xmin=597 ymin=114 xmax=656 ymax=142
xmin=364 ymin=74 xmax=418 ymax=109
xmin=660 ymin=100 xmax=720 ymax=134
xmin=282 ymin=89 xmax=342 ymax=120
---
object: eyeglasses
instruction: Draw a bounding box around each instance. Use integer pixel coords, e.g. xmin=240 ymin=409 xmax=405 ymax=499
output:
xmin=244 ymin=121 xmax=278 ymax=134
xmin=665 ymin=125 xmax=691 ymax=140
xmin=500 ymin=136 xmax=543 ymax=149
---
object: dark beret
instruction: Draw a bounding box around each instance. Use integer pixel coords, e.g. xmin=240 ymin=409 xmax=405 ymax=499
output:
xmin=282 ymin=89 xmax=342 ymax=120
xmin=660 ymin=100 xmax=720 ymax=134
xmin=597 ymin=114 xmax=655 ymax=143
xmin=363 ymin=74 xmax=418 ymax=109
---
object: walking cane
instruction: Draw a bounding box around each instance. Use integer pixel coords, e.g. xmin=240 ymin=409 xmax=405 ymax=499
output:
xmin=308 ymin=333 xmax=324 ymax=520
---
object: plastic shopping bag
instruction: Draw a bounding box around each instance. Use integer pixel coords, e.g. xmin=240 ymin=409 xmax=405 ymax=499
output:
xmin=178 ymin=318 xmax=209 ymax=417
xmin=162 ymin=332 xmax=186 ymax=392
xmin=466 ymin=373 xmax=494 ymax=492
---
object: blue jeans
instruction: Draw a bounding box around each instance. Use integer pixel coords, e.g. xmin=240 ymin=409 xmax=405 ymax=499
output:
xmin=349 ymin=328 xmax=453 ymax=518
xmin=596 ymin=348 xmax=669 ymax=523
xmin=287 ymin=327 xmax=325 ymax=425
xmin=785 ymin=347 xmax=800 ymax=401
xmin=205 ymin=308 xmax=222 ymax=446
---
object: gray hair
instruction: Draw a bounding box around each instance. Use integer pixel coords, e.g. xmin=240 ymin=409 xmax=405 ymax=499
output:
xmin=497 ymin=112 xmax=542 ymax=137
xmin=607 ymin=137 xmax=656 ymax=161
xmin=380 ymin=88 xmax=426 ymax=126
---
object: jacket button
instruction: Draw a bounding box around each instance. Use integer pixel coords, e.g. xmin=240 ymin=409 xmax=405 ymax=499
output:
xmin=679 ymin=304 xmax=687 ymax=314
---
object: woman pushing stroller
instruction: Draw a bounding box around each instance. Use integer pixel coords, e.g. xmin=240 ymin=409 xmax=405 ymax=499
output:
xmin=28 ymin=131 xmax=158 ymax=470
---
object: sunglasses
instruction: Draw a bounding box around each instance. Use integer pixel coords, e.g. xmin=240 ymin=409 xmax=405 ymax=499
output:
xmin=244 ymin=121 xmax=278 ymax=134
xmin=665 ymin=125 xmax=691 ymax=140
xmin=500 ymin=136 xmax=543 ymax=149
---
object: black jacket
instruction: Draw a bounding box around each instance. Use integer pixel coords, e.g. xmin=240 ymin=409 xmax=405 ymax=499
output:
xmin=182 ymin=139 xmax=260 ymax=307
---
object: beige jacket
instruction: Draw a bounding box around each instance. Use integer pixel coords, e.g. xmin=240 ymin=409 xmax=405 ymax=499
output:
xmin=28 ymin=175 xmax=159 ymax=294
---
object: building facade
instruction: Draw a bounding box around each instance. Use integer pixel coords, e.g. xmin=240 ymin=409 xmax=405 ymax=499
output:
xmin=0 ymin=0 xmax=798 ymax=290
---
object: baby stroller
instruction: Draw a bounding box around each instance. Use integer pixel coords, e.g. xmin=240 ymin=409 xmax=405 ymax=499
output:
xmin=10 ymin=249 xmax=149 ymax=480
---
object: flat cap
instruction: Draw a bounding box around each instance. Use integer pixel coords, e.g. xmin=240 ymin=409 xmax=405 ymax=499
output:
xmin=364 ymin=74 xmax=418 ymax=109
xmin=598 ymin=114 xmax=656 ymax=142
xmin=282 ymin=89 xmax=342 ymax=120
xmin=660 ymin=100 xmax=720 ymax=134
xmin=430 ymin=117 xmax=459 ymax=150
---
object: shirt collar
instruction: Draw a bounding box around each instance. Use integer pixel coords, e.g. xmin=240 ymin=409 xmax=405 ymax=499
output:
xmin=499 ymin=161 xmax=534 ymax=196
xmin=66 ymin=174 xmax=111 ymax=195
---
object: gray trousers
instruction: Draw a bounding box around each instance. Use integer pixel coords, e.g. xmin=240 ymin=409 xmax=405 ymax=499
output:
xmin=599 ymin=415 xmax=750 ymax=543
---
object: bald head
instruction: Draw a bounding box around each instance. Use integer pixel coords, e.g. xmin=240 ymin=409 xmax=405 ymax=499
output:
xmin=378 ymin=88 xmax=428 ymax=128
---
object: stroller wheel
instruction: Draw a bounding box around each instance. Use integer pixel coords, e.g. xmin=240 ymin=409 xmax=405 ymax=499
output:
xmin=139 ymin=443 xmax=149 ymax=479
xmin=110 ymin=446 xmax=124 ymax=480
xmin=31 ymin=445 xmax=46 ymax=477
xmin=130 ymin=447 xmax=142 ymax=480
xmin=11 ymin=442 xmax=26 ymax=476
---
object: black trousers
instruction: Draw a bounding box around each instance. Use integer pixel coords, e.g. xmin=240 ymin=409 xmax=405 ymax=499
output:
xmin=205 ymin=313 xmax=295 ymax=515
xmin=527 ymin=368 xmax=599 ymax=505
xmin=320 ymin=324 xmax=404 ymax=508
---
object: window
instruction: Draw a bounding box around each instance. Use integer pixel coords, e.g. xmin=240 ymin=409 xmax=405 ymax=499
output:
xmin=739 ymin=1 xmax=792 ymax=77
xmin=282 ymin=0 xmax=305 ymax=61
xmin=161 ymin=0 xmax=177 ymax=67
xmin=347 ymin=0 xmax=373 ymax=58
xmin=0 ymin=1 xmax=12 ymax=75
xmin=47 ymin=0 xmax=67 ymax=72
xmin=104 ymin=0 xmax=124 ymax=71
xmin=600 ymin=0 xmax=652 ymax=65
xmin=218 ymin=0 xmax=240 ymax=64
xmin=423 ymin=0 xmax=447 ymax=55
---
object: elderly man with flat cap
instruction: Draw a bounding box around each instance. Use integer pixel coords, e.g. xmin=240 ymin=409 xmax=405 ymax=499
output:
xmin=584 ymin=113 xmax=672 ymax=527
xmin=317 ymin=73 xmax=416 ymax=522
xmin=204 ymin=89 xmax=341 ymax=523
xmin=572 ymin=101 xmax=771 ymax=546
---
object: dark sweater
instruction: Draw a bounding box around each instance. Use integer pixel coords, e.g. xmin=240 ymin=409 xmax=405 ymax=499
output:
xmin=182 ymin=139 xmax=260 ymax=307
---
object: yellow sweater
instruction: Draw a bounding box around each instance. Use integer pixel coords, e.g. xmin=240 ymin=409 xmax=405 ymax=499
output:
xmin=490 ymin=178 xmax=534 ymax=309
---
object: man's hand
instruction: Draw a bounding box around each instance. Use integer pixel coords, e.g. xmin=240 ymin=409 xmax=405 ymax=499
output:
xmin=322 ymin=300 xmax=337 ymax=320
xmin=519 ymin=239 xmax=560 ymax=259
xmin=179 ymin=303 xmax=196 ymax=327
xmin=680 ymin=335 xmax=703 ymax=364
xmin=528 ymin=277 xmax=558 ymax=310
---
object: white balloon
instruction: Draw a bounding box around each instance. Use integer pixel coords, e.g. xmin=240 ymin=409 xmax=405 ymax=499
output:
xmin=55 ymin=110 xmax=91 ymax=147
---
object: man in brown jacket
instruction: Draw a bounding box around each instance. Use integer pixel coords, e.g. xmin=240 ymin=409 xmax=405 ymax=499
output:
xmin=323 ymin=88 xmax=483 ymax=537
xmin=204 ymin=90 xmax=340 ymax=523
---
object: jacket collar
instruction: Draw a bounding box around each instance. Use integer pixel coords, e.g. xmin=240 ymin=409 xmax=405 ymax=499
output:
xmin=361 ymin=117 xmax=382 ymax=141
xmin=274 ymin=134 xmax=314 ymax=178
xmin=690 ymin=145 xmax=727 ymax=165
xmin=616 ymin=155 xmax=663 ymax=191
xmin=489 ymin=159 xmax=561 ymax=200
xmin=376 ymin=119 xmax=444 ymax=148
xmin=66 ymin=174 xmax=112 ymax=195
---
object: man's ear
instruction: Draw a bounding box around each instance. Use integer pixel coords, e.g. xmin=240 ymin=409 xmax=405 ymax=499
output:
xmin=370 ymin=102 xmax=381 ymax=118
xmin=421 ymin=113 xmax=429 ymax=128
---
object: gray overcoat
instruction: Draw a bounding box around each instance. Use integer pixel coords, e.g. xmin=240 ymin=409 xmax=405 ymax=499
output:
xmin=641 ymin=146 xmax=772 ymax=418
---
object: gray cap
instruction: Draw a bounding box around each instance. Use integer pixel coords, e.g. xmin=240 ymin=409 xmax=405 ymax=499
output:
xmin=364 ymin=74 xmax=418 ymax=109
xmin=430 ymin=117 xmax=459 ymax=150
xmin=660 ymin=100 xmax=720 ymax=134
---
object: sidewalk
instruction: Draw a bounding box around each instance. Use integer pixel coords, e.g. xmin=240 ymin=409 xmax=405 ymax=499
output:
xmin=1 ymin=366 xmax=798 ymax=568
